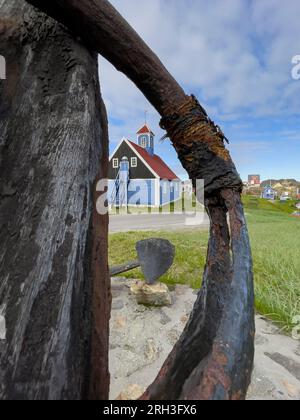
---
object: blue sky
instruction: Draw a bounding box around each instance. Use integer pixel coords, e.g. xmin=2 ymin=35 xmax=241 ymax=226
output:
xmin=99 ymin=0 xmax=300 ymax=181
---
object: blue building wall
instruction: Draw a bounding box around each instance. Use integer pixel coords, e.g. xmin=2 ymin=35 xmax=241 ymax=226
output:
xmin=160 ymin=180 xmax=181 ymax=205
xmin=108 ymin=179 xmax=181 ymax=206
xmin=108 ymin=179 xmax=156 ymax=206
xmin=128 ymin=180 xmax=156 ymax=206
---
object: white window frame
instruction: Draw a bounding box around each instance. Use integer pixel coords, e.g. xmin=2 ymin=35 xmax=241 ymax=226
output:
xmin=131 ymin=157 xmax=138 ymax=168
xmin=141 ymin=136 xmax=147 ymax=148
xmin=112 ymin=158 xmax=119 ymax=169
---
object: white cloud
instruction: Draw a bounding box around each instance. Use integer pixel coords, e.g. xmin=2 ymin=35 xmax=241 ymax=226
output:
xmin=99 ymin=0 xmax=300 ymax=180
xmin=100 ymin=0 xmax=300 ymax=120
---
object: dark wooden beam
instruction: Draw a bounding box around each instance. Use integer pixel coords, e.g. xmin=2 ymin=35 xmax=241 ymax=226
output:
xmin=110 ymin=260 xmax=140 ymax=277
xmin=0 ymin=0 xmax=110 ymax=400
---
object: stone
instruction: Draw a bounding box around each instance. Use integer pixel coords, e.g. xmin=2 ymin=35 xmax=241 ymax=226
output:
xmin=116 ymin=384 xmax=145 ymax=400
xmin=144 ymin=338 xmax=160 ymax=362
xmin=109 ymin=282 xmax=300 ymax=401
xmin=160 ymin=310 xmax=172 ymax=325
xmin=247 ymin=374 xmax=276 ymax=400
xmin=112 ymin=299 xmax=125 ymax=310
xmin=282 ymin=380 xmax=300 ymax=398
xmin=130 ymin=281 xmax=172 ymax=307
xmin=134 ymin=305 xmax=147 ymax=313
xmin=255 ymin=334 xmax=269 ymax=346
xmin=114 ymin=316 xmax=127 ymax=329
xmin=167 ymin=329 xmax=181 ymax=346
xmin=180 ymin=315 xmax=189 ymax=325
xmin=111 ymin=277 xmax=127 ymax=298
xmin=109 ymin=343 xmax=118 ymax=351
xmin=175 ymin=284 xmax=189 ymax=296
xmin=265 ymin=352 xmax=300 ymax=381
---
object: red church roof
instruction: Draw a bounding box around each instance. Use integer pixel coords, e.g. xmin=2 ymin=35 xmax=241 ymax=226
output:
xmin=136 ymin=124 xmax=154 ymax=135
xmin=128 ymin=141 xmax=179 ymax=180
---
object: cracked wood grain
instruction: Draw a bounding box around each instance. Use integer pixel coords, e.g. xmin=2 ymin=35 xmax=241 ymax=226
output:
xmin=0 ymin=0 xmax=110 ymax=400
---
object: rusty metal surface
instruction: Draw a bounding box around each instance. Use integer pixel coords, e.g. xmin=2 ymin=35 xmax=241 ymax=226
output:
xmin=109 ymin=238 xmax=175 ymax=282
xmin=136 ymin=239 xmax=175 ymax=285
xmin=160 ymin=95 xmax=243 ymax=196
xmin=141 ymin=191 xmax=255 ymax=400
xmin=110 ymin=260 xmax=140 ymax=277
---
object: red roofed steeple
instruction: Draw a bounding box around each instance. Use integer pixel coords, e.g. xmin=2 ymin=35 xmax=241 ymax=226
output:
xmin=136 ymin=124 xmax=155 ymax=155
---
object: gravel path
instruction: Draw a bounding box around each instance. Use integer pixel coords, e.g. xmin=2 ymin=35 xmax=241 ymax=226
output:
xmin=109 ymin=277 xmax=300 ymax=400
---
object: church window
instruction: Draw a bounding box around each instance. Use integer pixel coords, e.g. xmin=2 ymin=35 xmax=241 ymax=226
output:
xmin=131 ymin=157 xmax=137 ymax=167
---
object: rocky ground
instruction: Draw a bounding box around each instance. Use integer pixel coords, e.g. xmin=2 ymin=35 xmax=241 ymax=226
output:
xmin=109 ymin=277 xmax=300 ymax=401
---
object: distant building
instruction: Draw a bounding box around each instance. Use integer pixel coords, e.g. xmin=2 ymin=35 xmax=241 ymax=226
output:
xmin=280 ymin=195 xmax=291 ymax=202
xmin=108 ymin=124 xmax=181 ymax=207
xmin=261 ymin=185 xmax=277 ymax=200
xmin=297 ymin=188 xmax=300 ymax=200
xmin=248 ymin=174 xmax=261 ymax=186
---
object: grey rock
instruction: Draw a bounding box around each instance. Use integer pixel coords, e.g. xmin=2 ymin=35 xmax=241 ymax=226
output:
xmin=109 ymin=283 xmax=300 ymax=401
xmin=247 ymin=374 xmax=276 ymax=400
xmin=160 ymin=311 xmax=172 ymax=325
xmin=167 ymin=329 xmax=181 ymax=346
xmin=112 ymin=300 xmax=125 ymax=310
xmin=255 ymin=334 xmax=269 ymax=346
xmin=110 ymin=343 xmax=118 ymax=351
xmin=111 ymin=278 xmax=127 ymax=298
xmin=265 ymin=352 xmax=300 ymax=381
xmin=131 ymin=281 xmax=172 ymax=307
xmin=175 ymin=284 xmax=190 ymax=296
xmin=117 ymin=384 xmax=145 ymax=401
xmin=134 ymin=305 xmax=147 ymax=313
xmin=144 ymin=339 xmax=160 ymax=363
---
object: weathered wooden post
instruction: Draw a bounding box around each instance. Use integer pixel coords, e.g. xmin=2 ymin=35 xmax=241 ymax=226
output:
xmin=0 ymin=0 xmax=110 ymax=400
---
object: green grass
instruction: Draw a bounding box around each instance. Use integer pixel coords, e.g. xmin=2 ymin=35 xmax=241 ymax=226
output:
xmin=242 ymin=195 xmax=298 ymax=214
xmin=109 ymin=230 xmax=208 ymax=290
xmin=109 ymin=197 xmax=300 ymax=332
xmin=243 ymin=196 xmax=300 ymax=332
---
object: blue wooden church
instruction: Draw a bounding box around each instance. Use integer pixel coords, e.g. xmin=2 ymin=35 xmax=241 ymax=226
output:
xmin=108 ymin=124 xmax=181 ymax=207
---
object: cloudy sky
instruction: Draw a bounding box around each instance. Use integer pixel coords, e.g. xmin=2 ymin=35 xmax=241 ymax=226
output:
xmin=99 ymin=0 xmax=300 ymax=181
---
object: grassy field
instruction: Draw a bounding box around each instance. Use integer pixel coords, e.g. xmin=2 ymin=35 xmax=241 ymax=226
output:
xmin=109 ymin=196 xmax=300 ymax=332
